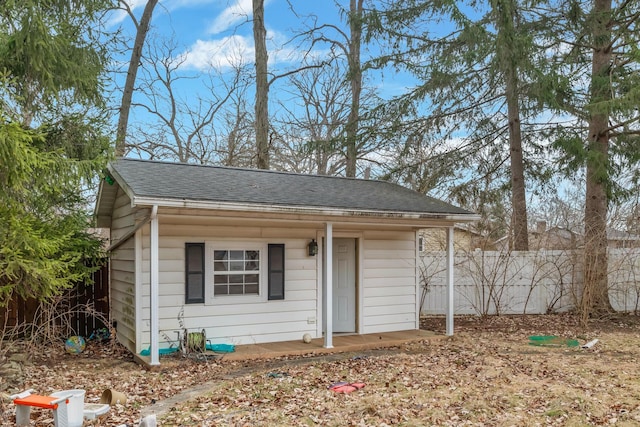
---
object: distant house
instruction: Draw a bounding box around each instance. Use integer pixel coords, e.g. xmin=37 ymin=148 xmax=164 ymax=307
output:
xmin=94 ymin=159 xmax=478 ymax=364
xmin=419 ymin=224 xmax=496 ymax=252
xmin=606 ymin=228 xmax=640 ymax=249
xmin=494 ymin=221 xmax=640 ymax=251
xmin=528 ymin=221 xmax=581 ymax=250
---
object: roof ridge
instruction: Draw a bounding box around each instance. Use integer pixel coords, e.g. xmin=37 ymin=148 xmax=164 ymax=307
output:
xmin=117 ymin=157 xmax=382 ymax=183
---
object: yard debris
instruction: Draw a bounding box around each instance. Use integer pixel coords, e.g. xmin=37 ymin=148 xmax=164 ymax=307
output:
xmin=138 ymin=414 xmax=157 ymax=427
xmin=89 ymin=328 xmax=111 ymax=342
xmin=528 ymin=335 xmax=579 ymax=347
xmin=328 ymin=382 xmax=365 ymax=393
xmin=581 ymin=339 xmax=599 ymax=349
xmin=267 ymin=372 xmax=289 ymax=378
xmin=16 ymin=314 xmax=640 ymax=426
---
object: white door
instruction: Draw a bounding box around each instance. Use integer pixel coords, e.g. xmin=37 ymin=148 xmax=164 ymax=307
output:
xmin=332 ymin=238 xmax=356 ymax=332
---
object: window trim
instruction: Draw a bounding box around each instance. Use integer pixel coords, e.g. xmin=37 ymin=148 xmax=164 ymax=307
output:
xmin=185 ymin=243 xmax=205 ymax=304
xmin=268 ymin=244 xmax=285 ymax=300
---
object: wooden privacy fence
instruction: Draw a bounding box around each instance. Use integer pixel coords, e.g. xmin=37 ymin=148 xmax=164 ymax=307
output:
xmin=0 ymin=262 xmax=110 ymax=338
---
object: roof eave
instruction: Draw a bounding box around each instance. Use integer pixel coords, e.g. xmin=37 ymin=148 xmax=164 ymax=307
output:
xmin=131 ymin=196 xmax=480 ymax=223
xmin=94 ymin=179 xmax=117 ymax=227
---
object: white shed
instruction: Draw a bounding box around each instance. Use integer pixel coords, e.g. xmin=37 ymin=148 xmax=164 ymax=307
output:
xmin=95 ymin=158 xmax=478 ymax=364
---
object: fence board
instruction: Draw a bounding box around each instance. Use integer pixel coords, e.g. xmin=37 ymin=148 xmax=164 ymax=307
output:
xmin=0 ymin=262 xmax=110 ymax=338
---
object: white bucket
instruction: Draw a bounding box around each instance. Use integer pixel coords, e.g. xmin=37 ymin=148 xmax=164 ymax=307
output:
xmin=51 ymin=389 xmax=86 ymax=427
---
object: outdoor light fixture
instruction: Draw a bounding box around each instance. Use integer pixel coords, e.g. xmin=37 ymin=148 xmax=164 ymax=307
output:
xmin=308 ymin=239 xmax=318 ymax=256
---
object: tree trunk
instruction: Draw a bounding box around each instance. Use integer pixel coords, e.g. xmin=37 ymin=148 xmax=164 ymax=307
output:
xmin=494 ymin=0 xmax=528 ymax=251
xmin=583 ymin=0 xmax=613 ymax=319
xmin=115 ymin=0 xmax=159 ymax=157
xmin=505 ymin=65 xmax=528 ymax=251
xmin=253 ymin=0 xmax=269 ymax=169
xmin=344 ymin=0 xmax=363 ymax=178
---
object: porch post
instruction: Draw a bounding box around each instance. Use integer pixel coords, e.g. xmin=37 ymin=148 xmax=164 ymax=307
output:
xmin=150 ymin=206 xmax=160 ymax=365
xmin=324 ymin=222 xmax=333 ymax=348
xmin=446 ymin=226 xmax=455 ymax=336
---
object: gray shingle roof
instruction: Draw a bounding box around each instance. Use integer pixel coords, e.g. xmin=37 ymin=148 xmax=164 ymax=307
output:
xmin=107 ymin=158 xmax=474 ymax=217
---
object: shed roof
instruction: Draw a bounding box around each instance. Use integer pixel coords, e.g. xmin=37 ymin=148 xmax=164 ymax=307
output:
xmin=96 ymin=158 xmax=477 ymax=226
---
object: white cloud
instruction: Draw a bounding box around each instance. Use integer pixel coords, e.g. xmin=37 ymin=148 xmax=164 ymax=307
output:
xmin=207 ymin=0 xmax=253 ymax=35
xmin=180 ymin=28 xmax=308 ymax=71
xmin=180 ymin=35 xmax=254 ymax=70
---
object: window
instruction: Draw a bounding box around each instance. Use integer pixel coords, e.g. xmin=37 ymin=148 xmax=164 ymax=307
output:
xmin=185 ymin=243 xmax=205 ymax=303
xmin=268 ymin=244 xmax=285 ymax=300
xmin=213 ymin=250 xmax=260 ymax=295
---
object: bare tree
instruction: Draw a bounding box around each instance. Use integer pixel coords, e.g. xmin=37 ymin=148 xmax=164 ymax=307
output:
xmin=275 ymin=63 xmax=351 ymax=175
xmin=217 ymin=85 xmax=255 ymax=167
xmin=115 ymin=0 xmax=159 ymax=157
xmin=293 ymin=1 xmax=366 ymax=177
xmin=127 ymin=36 xmax=246 ymax=163
xmin=344 ymin=0 xmax=364 ymax=177
xmin=253 ymin=0 xmax=269 ymax=169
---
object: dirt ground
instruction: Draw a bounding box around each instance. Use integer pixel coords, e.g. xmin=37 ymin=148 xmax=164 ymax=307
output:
xmin=3 ymin=314 xmax=640 ymax=426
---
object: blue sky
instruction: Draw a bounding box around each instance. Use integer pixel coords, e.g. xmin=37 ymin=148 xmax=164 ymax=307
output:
xmin=111 ymin=1 xmax=341 ymax=71
xmin=108 ymin=0 xmax=413 ymax=102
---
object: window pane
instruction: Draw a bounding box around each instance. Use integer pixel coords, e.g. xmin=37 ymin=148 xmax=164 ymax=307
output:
xmin=230 ymin=250 xmax=244 ymax=260
xmin=229 ymin=285 xmax=244 ymax=294
xmin=214 ymin=285 xmax=228 ymax=295
xmin=214 ymin=250 xmax=228 ymax=260
xmin=214 ymin=274 xmax=228 ymax=284
xmin=246 ymin=250 xmax=259 ymax=260
xmin=229 ymin=274 xmax=243 ymax=284
xmin=245 ymin=274 xmax=259 ymax=284
xmin=245 ymin=283 xmax=259 ymax=294
xmin=229 ymin=261 xmax=244 ymax=271
xmin=214 ymin=261 xmax=227 ymax=271
xmin=245 ymin=261 xmax=259 ymax=270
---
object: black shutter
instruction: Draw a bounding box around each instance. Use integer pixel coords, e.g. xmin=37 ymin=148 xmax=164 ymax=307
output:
xmin=185 ymin=243 xmax=205 ymax=303
xmin=268 ymin=244 xmax=285 ymax=300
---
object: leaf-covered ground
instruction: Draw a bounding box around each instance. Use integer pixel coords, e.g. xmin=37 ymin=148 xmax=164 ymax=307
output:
xmin=3 ymin=314 xmax=640 ymax=426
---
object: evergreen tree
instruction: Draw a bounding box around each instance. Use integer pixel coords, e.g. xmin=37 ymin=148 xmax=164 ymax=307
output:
xmin=0 ymin=0 xmax=113 ymax=305
xmin=550 ymin=0 xmax=640 ymax=317
xmin=365 ymin=0 xmax=559 ymax=249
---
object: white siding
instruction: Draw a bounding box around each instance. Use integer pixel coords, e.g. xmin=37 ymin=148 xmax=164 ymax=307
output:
xmin=120 ymin=211 xmax=425 ymax=354
xmin=109 ymin=187 xmax=137 ymax=353
xmin=137 ymin=216 xmax=321 ymax=349
xmin=361 ymin=230 xmax=417 ymax=334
